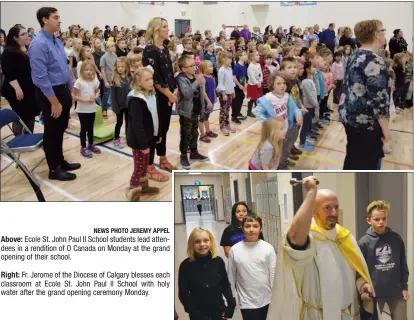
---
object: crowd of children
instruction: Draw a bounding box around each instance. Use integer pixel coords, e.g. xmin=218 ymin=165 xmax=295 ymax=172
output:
xmin=3 ymin=20 xmax=412 ymax=198
xmin=178 ymin=196 xmax=410 ymax=320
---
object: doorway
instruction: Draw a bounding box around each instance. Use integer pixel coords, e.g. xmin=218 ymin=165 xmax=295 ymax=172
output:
xmin=175 ymin=19 xmax=191 ymax=37
xmin=180 ymin=184 xmax=216 ymax=223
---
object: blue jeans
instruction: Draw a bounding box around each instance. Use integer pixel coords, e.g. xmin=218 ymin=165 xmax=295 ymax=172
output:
xmin=101 ymin=87 xmax=111 ymax=111
xmin=300 ymin=108 xmax=314 ymax=145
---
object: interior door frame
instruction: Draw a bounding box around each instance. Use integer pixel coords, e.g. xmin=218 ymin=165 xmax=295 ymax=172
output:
xmin=174 ymin=19 xmax=191 ymax=37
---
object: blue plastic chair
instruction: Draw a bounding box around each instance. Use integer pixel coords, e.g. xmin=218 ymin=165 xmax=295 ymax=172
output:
xmin=0 ymin=108 xmax=44 ymax=173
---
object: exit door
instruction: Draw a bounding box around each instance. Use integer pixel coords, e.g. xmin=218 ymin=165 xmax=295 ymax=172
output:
xmin=175 ymin=19 xmax=191 ymax=37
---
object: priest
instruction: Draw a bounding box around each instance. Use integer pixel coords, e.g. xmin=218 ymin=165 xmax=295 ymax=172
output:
xmin=267 ymin=176 xmax=374 ymax=320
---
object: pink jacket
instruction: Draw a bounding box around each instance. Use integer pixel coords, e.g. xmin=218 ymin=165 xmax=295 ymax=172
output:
xmin=322 ymin=71 xmax=334 ymax=96
xmin=331 ymin=61 xmax=344 ymax=81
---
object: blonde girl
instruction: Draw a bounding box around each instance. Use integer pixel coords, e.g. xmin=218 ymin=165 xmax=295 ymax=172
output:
xmin=70 ymin=38 xmax=83 ymax=80
xmin=64 ymin=37 xmax=73 ymax=58
xmin=178 ymin=228 xmax=236 ymax=320
xmin=216 ymin=51 xmax=236 ymax=136
xmin=199 ymin=60 xmax=218 ymax=142
xmin=249 ymin=117 xmax=285 ymax=170
xmin=126 ymin=67 xmax=162 ymax=201
xmin=110 ymin=57 xmax=131 ymax=148
xmin=247 ymin=42 xmax=257 ymax=54
xmin=73 ymin=60 xmax=101 ymax=158
xmin=127 ymin=38 xmax=137 ymax=55
xmin=128 ymin=54 xmax=143 ymax=74
xmin=247 ymin=51 xmax=263 ymax=116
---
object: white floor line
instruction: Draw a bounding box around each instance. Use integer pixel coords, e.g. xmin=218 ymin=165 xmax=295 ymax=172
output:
xmin=207 ymin=120 xmax=260 ymax=155
xmin=1 ymin=155 xmax=82 ymax=201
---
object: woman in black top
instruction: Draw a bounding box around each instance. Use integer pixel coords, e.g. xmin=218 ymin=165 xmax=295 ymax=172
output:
xmin=220 ymin=201 xmax=265 ymax=257
xmin=179 ymin=227 xmax=236 ymax=320
xmin=143 ymin=17 xmax=177 ymax=181
xmin=339 ymin=27 xmax=356 ymax=49
xmin=1 ymin=25 xmax=40 ymax=135
xmin=388 ymin=29 xmax=408 ymax=58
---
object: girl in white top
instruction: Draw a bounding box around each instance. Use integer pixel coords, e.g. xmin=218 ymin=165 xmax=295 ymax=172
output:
xmin=228 ymin=213 xmax=276 ymax=320
xmin=247 ymin=51 xmax=263 ymax=116
xmin=64 ymin=37 xmax=73 ymax=59
xmin=216 ymin=51 xmax=236 ymax=136
xmin=73 ymin=60 xmax=101 ymax=158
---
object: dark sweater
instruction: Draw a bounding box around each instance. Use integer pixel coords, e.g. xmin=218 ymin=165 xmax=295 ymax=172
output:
xmin=111 ymin=76 xmax=131 ymax=114
xmin=126 ymin=96 xmax=155 ymax=150
xmin=178 ymin=253 xmax=236 ymax=320
xmin=394 ymin=64 xmax=405 ymax=87
xmin=339 ymin=35 xmax=356 ymax=49
xmin=358 ymin=227 xmax=409 ymax=301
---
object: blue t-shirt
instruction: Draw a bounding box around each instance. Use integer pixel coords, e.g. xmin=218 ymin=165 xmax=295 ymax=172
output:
xmin=204 ymin=75 xmax=215 ymax=115
xmin=204 ymin=53 xmax=216 ymax=68
xmin=233 ymin=63 xmax=248 ymax=86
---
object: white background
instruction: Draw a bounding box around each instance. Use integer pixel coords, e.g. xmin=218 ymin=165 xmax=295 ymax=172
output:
xmin=0 ymin=202 xmax=174 ymax=320
xmin=1 ymin=1 xmax=412 ymax=51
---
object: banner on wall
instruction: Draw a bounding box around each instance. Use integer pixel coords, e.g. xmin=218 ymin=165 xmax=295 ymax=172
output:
xmin=281 ymin=1 xmax=317 ymax=6
xmin=137 ymin=1 xmax=165 ymax=5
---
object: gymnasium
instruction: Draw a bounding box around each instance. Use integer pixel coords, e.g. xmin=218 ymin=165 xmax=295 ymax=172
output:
xmin=0 ymin=1 xmax=413 ymax=202
xmin=174 ymin=171 xmax=414 ymax=319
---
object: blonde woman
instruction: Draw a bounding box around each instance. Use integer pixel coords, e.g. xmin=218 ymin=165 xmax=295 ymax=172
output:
xmin=178 ymin=228 xmax=236 ymax=320
xmin=142 ymin=17 xmax=177 ymax=180
xmin=339 ymin=26 xmax=356 ymax=49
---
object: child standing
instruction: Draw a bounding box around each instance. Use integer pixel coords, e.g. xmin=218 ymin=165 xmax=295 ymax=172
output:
xmin=199 ymin=60 xmax=218 ymax=142
xmin=249 ymin=117 xmax=285 ymax=170
xmin=192 ymin=41 xmax=202 ymax=74
xmin=331 ymin=51 xmax=344 ymax=104
xmin=262 ymin=54 xmax=277 ymax=95
xmin=178 ymin=228 xmax=236 ymax=320
xmin=358 ymin=200 xmax=410 ymax=320
xmin=203 ymin=42 xmax=217 ymax=81
xmin=393 ymin=52 xmax=407 ymax=111
xmin=100 ymin=41 xmax=117 ymax=119
xmin=404 ymin=52 xmax=413 ymax=107
xmin=320 ymin=59 xmax=335 ymax=122
xmin=247 ymin=51 xmax=263 ymax=118
xmin=217 ymin=51 xmax=236 ymax=136
xmin=181 ymin=37 xmax=193 ymax=57
xmin=299 ymin=61 xmax=319 ymax=151
xmin=342 ymin=45 xmax=352 ymax=71
xmin=176 ymin=55 xmax=209 ymax=169
xmin=228 ymin=214 xmax=276 ymax=320
xmin=111 ymin=57 xmax=131 ymax=148
xmin=73 ymin=61 xmax=101 ymax=158
xmin=115 ymin=39 xmax=127 ymax=57
xmin=232 ymin=51 xmax=248 ymax=124
xmin=126 ymin=67 xmax=160 ymax=201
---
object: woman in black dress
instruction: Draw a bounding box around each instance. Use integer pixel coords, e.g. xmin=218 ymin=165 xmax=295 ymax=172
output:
xmin=1 ymin=25 xmax=40 ymax=135
xmin=143 ymin=17 xmax=177 ymax=182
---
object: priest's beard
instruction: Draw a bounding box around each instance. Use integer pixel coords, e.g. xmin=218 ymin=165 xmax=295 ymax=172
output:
xmin=315 ymin=215 xmax=337 ymax=230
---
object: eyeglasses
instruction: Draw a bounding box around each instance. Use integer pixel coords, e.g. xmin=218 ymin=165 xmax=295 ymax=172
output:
xmin=19 ymin=32 xmax=28 ymax=37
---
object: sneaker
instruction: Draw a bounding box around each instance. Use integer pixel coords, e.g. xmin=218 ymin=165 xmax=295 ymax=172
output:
xmin=315 ymin=122 xmax=324 ymax=129
xmin=286 ymin=159 xmax=296 ymax=167
xmin=231 ymin=117 xmax=242 ymax=124
xmin=237 ymin=114 xmax=247 ymax=120
xmin=103 ymin=110 xmax=108 ymax=119
xmin=80 ymin=147 xmax=93 ymax=158
xmin=396 ymin=107 xmax=402 ymax=114
xmin=206 ymin=131 xmax=218 ymax=138
xmin=190 ymin=152 xmax=209 ymax=162
xmin=383 ymin=146 xmax=392 ymax=154
xmin=310 ymin=130 xmax=320 ymax=136
xmin=289 ymin=154 xmax=299 ymax=161
xmin=113 ymin=138 xmax=124 ymax=149
xmin=300 ymin=141 xmax=315 ymax=151
xmin=180 ymin=155 xmax=191 ymax=169
xmin=221 ymin=127 xmax=230 ymax=136
xmin=291 ymin=146 xmax=303 ymax=155
xmin=88 ymin=144 xmax=101 ymax=154
xmin=307 ymin=134 xmax=318 ymax=141
xmin=226 ymin=125 xmax=236 ymax=133
xmin=199 ymin=134 xmax=211 ymax=143
xmin=247 ymin=111 xmax=255 ymax=118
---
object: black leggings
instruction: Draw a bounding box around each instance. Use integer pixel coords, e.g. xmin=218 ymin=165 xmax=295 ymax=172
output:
xmin=247 ymin=100 xmax=256 ymax=113
xmin=115 ymin=109 xmax=129 ymax=139
xmin=78 ymin=112 xmax=95 ymax=148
